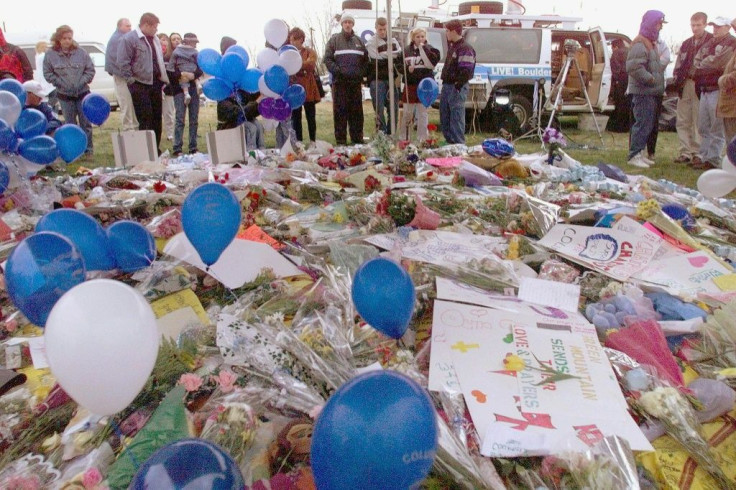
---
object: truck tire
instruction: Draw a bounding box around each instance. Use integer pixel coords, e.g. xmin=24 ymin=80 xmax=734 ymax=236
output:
xmin=342 ymin=0 xmax=372 ymax=10
xmin=511 ymin=94 xmax=533 ymax=132
xmin=457 ymin=2 xmax=504 ymax=15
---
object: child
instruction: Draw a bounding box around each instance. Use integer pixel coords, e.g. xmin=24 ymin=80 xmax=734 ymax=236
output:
xmin=171 ymin=32 xmax=199 ymax=104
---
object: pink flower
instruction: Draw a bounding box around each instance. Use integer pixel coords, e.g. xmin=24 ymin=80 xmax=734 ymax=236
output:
xmin=178 ymin=373 xmax=203 ymax=392
xmin=82 ymin=468 xmax=103 ymax=489
xmin=309 ymin=403 xmax=324 ymax=419
xmin=216 ymin=370 xmax=238 ymax=393
xmin=5 ymin=318 xmax=18 ymax=333
xmin=5 ymin=475 xmax=41 ymax=490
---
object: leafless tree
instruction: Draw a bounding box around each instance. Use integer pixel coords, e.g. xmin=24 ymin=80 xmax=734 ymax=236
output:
xmin=290 ymin=0 xmax=338 ymax=74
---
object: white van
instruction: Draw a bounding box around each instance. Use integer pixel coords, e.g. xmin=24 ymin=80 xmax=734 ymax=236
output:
xmin=4 ymin=32 xmax=117 ymax=109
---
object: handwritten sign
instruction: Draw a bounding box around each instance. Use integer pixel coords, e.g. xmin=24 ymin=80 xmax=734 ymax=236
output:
xmin=631 ymin=250 xmax=733 ymax=295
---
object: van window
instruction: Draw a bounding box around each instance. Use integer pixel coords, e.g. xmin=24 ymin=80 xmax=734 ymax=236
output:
xmin=465 ymin=28 xmax=542 ymax=64
xmin=83 ymin=45 xmax=105 ymax=68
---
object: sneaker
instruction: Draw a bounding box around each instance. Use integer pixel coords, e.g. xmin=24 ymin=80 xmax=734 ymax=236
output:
xmin=627 ymin=154 xmax=650 ymax=168
xmin=673 ymin=155 xmax=691 ymax=164
xmin=639 ymin=151 xmax=655 ymax=166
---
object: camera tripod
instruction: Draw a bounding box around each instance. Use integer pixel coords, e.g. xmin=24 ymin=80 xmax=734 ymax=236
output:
xmin=515 ymin=78 xmax=546 ymax=145
xmin=545 ymin=43 xmax=604 ymax=148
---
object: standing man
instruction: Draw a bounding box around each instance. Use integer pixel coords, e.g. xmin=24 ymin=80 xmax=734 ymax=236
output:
xmin=118 ymin=12 xmax=169 ymax=153
xmin=672 ymin=12 xmax=711 ymax=164
xmin=717 ymin=19 xmax=736 ymax=145
xmin=691 ymin=16 xmax=736 ymax=170
xmin=439 ymin=19 xmax=475 ymax=145
xmin=106 ymin=18 xmax=138 ymax=131
xmin=625 ymin=10 xmax=666 ymax=168
xmin=366 ymin=17 xmax=402 ymax=135
xmin=605 ymin=39 xmax=631 ymax=133
xmin=324 ymin=14 xmax=368 ymax=146
xmin=0 ymin=28 xmax=33 ymax=82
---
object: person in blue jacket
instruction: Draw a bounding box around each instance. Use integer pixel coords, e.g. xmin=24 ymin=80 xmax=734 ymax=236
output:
xmin=22 ymin=80 xmax=62 ymax=135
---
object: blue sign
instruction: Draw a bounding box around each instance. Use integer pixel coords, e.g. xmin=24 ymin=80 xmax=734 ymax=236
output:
xmin=474 ymin=66 xmax=551 ymax=80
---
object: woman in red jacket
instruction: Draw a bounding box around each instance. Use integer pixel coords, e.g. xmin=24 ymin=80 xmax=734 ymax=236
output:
xmin=288 ymin=27 xmax=322 ymax=145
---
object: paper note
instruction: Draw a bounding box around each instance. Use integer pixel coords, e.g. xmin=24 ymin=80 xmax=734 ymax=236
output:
xmin=713 ymin=274 xmax=736 ymax=292
xmin=151 ymin=288 xmax=211 ymax=326
xmin=518 ymin=277 xmax=580 ymax=313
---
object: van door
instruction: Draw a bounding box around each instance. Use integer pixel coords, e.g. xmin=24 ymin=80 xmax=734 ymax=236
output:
xmin=587 ymin=27 xmax=611 ymax=110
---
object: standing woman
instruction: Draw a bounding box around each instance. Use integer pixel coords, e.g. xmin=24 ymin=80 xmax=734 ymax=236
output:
xmin=159 ymin=32 xmax=175 ymax=142
xmin=288 ymin=27 xmax=321 ymax=145
xmin=43 ymin=25 xmax=95 ymax=158
xmin=400 ymin=27 xmax=440 ymax=142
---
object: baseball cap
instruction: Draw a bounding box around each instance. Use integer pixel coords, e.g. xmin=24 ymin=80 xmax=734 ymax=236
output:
xmin=341 ymin=14 xmax=355 ymax=24
xmin=22 ymin=80 xmax=44 ymax=97
xmin=708 ymin=16 xmax=732 ymax=27
xmin=183 ymin=33 xmax=199 ymax=43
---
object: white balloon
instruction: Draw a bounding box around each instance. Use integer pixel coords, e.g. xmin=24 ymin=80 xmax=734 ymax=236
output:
xmin=0 ymin=91 xmax=22 ymax=127
xmin=721 ymin=154 xmax=736 ymax=175
xmin=697 ymin=169 xmax=736 ymax=199
xmin=279 ymin=50 xmax=303 ymax=76
xmin=256 ymin=48 xmax=280 ymax=71
xmin=258 ymin=76 xmax=280 ymax=99
xmin=264 ymin=19 xmax=289 ymax=49
xmin=45 ymin=279 xmax=160 ymax=416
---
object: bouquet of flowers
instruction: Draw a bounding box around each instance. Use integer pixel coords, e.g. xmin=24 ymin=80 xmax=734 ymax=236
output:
xmin=543 ymin=127 xmax=567 ymax=165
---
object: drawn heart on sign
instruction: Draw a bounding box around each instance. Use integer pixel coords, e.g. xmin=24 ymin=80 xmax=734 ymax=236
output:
xmin=688 ymin=255 xmax=709 ymax=268
xmin=471 ymin=390 xmax=487 ymax=403
xmin=502 ymin=333 xmax=513 ymax=343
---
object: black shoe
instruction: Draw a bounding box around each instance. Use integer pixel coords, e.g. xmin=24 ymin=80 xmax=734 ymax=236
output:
xmin=335 ymin=140 xmax=347 ymax=146
xmin=189 ymin=148 xmax=199 ymax=154
xmin=172 ymin=150 xmax=183 ymax=157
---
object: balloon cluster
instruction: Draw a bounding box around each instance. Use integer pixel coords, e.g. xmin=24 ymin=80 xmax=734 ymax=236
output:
xmin=5 ymin=209 xmax=155 ymax=327
xmin=0 ymin=79 xmax=110 ymax=175
xmin=197 ymin=18 xmax=306 ymax=122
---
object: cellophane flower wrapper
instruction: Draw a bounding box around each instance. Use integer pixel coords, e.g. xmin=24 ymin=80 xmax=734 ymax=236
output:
xmin=513 ymin=189 xmax=561 ymax=238
xmin=636 ymin=385 xmax=735 ymax=489
xmin=425 ymin=253 xmax=522 ymax=292
xmin=687 ymin=300 xmax=736 ymax=388
xmin=55 ymin=442 xmax=114 ymax=488
xmin=0 ymin=453 xmax=61 ymax=489
xmin=195 ymin=390 xmax=260 ymax=465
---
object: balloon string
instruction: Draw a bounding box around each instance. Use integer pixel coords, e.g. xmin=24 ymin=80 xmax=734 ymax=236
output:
xmin=112 ymin=419 xmax=140 ymax=469
xmin=205 ymin=266 xmax=240 ymax=303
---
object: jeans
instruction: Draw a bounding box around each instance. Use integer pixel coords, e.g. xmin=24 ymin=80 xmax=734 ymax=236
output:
xmin=291 ymin=101 xmax=317 ymax=142
xmin=59 ymin=97 xmax=93 ymax=152
xmin=173 ymin=85 xmax=199 ymax=153
xmin=697 ymin=90 xmax=725 ymax=165
xmin=244 ymin=120 xmax=265 ymax=150
xmin=439 ymin=83 xmax=467 ymax=144
xmin=369 ymin=79 xmax=399 ymax=134
xmin=628 ymin=94 xmax=658 ymax=160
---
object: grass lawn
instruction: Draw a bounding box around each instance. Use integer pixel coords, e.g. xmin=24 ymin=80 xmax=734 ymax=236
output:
xmin=84 ymin=101 xmax=703 ymax=190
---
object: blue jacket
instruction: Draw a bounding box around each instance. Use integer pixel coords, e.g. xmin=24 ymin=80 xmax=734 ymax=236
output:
xmin=43 ymin=46 xmax=95 ymax=98
xmin=117 ymin=27 xmax=169 ymax=86
xmin=324 ymin=30 xmax=367 ymax=82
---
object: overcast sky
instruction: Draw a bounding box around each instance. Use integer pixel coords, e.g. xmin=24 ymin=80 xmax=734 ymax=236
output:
xmin=1 ymin=0 xmax=731 ymax=55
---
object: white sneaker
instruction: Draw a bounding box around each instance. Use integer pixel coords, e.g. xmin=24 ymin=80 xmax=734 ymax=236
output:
xmin=639 ymin=151 xmax=655 ymax=165
xmin=628 ymin=154 xmax=650 ymax=168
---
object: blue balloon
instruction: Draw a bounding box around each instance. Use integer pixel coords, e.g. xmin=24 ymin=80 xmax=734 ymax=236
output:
xmin=417 ymin=77 xmax=439 ymax=108
xmin=54 ymin=124 xmax=88 ymax=163
xmin=311 ymin=370 xmax=438 ymax=490
xmin=278 ymin=44 xmax=298 ymax=54
xmin=18 ymin=135 xmax=58 ymax=165
xmin=239 ymin=68 xmax=263 ymax=93
xmin=202 ymin=78 xmax=233 ymax=102
xmin=130 ymin=438 xmax=244 ymax=490
xmin=107 ymin=220 xmax=156 ymax=273
xmin=182 ymin=182 xmax=241 ymax=266
xmin=81 ymin=93 xmax=111 ymax=125
xmin=351 ymin=257 xmax=415 ymax=339
xmin=0 ymin=161 xmax=9 ymax=194
xmin=263 ymin=64 xmax=289 ymax=95
xmin=5 ymin=232 xmax=86 ymax=327
xmin=225 ymin=45 xmax=250 ymax=68
xmin=14 ymin=108 xmax=47 ymax=139
xmin=283 ymin=83 xmax=306 ymax=110
xmin=220 ymin=52 xmax=248 ymax=85
xmin=0 ymin=118 xmax=16 ymax=151
xmin=0 ymin=79 xmax=26 ymax=107
xmin=36 ymin=209 xmax=117 ymax=271
xmin=197 ymin=49 xmax=223 ymax=77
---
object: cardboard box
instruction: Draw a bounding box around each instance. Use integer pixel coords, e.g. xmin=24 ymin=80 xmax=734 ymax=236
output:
xmin=111 ymin=130 xmax=158 ymax=168
xmin=206 ymin=126 xmax=247 ymax=165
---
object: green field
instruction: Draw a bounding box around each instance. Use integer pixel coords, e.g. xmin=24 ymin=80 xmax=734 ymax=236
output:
xmin=84 ymin=101 xmax=703 ymax=190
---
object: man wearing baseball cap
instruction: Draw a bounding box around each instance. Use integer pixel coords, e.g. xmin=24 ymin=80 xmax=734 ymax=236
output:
xmin=691 ymin=16 xmax=736 ymax=169
xmin=22 ymin=80 xmax=62 ymax=135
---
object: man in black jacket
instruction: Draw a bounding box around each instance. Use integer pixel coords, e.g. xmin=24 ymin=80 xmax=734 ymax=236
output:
xmin=366 ymin=17 xmax=402 ymax=135
xmin=324 ymin=14 xmax=368 ymax=145
xmin=672 ymin=12 xmax=712 ymax=164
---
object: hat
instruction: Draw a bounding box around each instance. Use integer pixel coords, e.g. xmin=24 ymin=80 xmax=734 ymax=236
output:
xmin=183 ymin=33 xmax=199 ymax=43
xmin=22 ymin=80 xmax=44 ymax=97
xmin=341 ymin=14 xmax=355 ymax=24
xmin=708 ymin=16 xmax=732 ymax=27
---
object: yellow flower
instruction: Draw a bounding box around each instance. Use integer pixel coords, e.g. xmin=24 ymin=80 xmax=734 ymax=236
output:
xmin=503 ymin=353 xmax=526 ymax=372
xmin=716 ymin=367 xmax=736 ymax=378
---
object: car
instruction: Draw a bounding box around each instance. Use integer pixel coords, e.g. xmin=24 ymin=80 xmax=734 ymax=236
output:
xmin=5 ymin=32 xmax=118 ymax=110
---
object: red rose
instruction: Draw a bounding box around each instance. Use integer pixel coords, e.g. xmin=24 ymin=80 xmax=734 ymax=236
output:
xmin=153 ymin=181 xmax=166 ymax=193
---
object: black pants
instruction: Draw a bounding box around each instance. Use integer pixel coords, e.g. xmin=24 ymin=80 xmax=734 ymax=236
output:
xmin=291 ymin=101 xmax=317 ymax=142
xmin=129 ymin=81 xmax=163 ymax=151
xmin=332 ymin=80 xmax=363 ymax=145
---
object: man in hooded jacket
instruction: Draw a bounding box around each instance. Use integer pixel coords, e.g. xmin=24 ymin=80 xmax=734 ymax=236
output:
xmin=0 ymin=28 xmax=33 ymax=82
